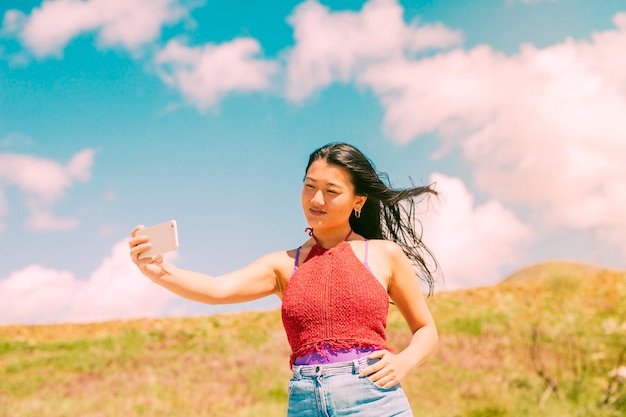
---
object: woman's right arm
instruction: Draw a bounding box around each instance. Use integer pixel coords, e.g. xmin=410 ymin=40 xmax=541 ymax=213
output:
xmin=129 ymin=225 xmax=284 ymax=305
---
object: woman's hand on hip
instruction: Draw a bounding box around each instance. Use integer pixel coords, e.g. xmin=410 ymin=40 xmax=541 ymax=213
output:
xmin=360 ymin=349 xmax=409 ymax=389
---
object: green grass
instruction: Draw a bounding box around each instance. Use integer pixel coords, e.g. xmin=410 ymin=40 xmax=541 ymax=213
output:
xmin=1 ymin=260 xmax=624 ymax=416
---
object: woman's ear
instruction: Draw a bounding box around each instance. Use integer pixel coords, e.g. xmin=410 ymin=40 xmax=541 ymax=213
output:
xmin=355 ymin=195 xmax=367 ymax=210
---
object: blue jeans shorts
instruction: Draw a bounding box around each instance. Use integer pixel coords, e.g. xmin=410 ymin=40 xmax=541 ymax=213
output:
xmin=287 ymin=357 xmax=413 ymax=416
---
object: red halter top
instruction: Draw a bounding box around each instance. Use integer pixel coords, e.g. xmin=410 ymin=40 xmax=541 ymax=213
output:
xmin=281 ymin=234 xmax=392 ymax=367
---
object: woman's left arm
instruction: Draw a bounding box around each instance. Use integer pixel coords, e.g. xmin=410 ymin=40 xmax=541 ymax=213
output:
xmin=361 ymin=241 xmax=438 ymax=388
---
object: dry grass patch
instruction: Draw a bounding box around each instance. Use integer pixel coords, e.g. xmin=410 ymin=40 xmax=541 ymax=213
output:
xmin=1 ymin=261 xmax=624 ymax=416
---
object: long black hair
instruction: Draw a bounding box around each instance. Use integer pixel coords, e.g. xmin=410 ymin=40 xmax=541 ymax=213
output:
xmin=305 ymin=142 xmax=439 ymax=294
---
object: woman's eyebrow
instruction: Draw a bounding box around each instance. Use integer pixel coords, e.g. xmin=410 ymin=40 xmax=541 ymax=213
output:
xmin=304 ymin=176 xmax=345 ymax=189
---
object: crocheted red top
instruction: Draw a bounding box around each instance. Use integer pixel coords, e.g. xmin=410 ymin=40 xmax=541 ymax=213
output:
xmin=281 ymin=240 xmax=393 ymax=367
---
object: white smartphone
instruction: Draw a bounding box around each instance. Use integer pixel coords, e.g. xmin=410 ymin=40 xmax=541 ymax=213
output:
xmin=137 ymin=220 xmax=179 ymax=259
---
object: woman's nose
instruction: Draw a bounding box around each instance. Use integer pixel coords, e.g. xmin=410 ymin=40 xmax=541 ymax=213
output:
xmin=311 ymin=190 xmax=325 ymax=205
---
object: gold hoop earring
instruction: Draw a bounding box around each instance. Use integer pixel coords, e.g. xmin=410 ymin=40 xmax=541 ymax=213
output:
xmin=354 ymin=208 xmax=361 ymax=219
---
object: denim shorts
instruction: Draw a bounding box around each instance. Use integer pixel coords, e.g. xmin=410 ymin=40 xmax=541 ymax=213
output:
xmin=287 ymin=357 xmax=413 ymax=416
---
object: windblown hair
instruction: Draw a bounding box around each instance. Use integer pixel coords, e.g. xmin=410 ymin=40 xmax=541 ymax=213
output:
xmin=306 ymin=142 xmax=439 ymax=295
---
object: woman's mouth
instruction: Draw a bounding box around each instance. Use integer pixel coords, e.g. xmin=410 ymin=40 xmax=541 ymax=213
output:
xmin=309 ymin=208 xmax=326 ymax=216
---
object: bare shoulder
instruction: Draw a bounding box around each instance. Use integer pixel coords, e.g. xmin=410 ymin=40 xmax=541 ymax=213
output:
xmin=367 ymin=239 xmax=406 ymax=259
xmin=367 ymin=240 xmax=413 ymax=278
xmin=260 ymin=249 xmax=297 ymax=272
xmin=354 ymin=239 xmax=407 ymax=291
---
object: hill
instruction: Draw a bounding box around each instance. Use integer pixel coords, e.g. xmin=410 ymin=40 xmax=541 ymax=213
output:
xmin=501 ymin=259 xmax=619 ymax=283
xmin=1 ymin=260 xmax=624 ymax=417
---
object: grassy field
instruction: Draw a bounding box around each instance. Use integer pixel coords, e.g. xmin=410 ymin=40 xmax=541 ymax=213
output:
xmin=1 ymin=260 xmax=624 ymax=417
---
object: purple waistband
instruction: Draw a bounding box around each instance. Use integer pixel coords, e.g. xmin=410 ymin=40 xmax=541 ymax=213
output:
xmin=293 ymin=345 xmax=378 ymax=366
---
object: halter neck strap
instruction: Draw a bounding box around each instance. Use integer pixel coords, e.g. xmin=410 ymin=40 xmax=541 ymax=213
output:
xmin=304 ymin=228 xmax=353 ymax=246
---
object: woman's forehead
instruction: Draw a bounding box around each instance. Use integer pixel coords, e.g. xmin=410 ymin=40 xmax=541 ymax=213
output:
xmin=305 ymin=160 xmax=353 ymax=187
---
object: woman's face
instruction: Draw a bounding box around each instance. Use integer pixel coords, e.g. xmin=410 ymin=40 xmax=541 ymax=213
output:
xmin=301 ymin=159 xmax=365 ymax=231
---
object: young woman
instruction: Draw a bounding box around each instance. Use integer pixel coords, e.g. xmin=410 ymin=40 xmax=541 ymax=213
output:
xmin=129 ymin=142 xmax=439 ymax=416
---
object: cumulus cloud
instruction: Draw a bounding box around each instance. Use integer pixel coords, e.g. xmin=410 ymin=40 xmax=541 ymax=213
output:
xmin=0 ymin=149 xmax=95 ymax=231
xmin=0 ymin=239 xmax=177 ymax=324
xmin=0 ymin=9 xmax=26 ymax=35
xmin=358 ymin=12 xmax=626 ymax=249
xmin=0 ymin=265 xmax=76 ymax=323
xmin=281 ymin=2 xmax=626 ymax=257
xmin=154 ymin=38 xmax=278 ymax=110
xmin=423 ymin=174 xmax=531 ymax=290
xmin=5 ymin=0 xmax=193 ymax=57
xmin=284 ymin=0 xmax=463 ymax=101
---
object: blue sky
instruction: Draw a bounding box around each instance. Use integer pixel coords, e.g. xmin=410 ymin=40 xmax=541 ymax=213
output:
xmin=1 ymin=0 xmax=625 ymax=325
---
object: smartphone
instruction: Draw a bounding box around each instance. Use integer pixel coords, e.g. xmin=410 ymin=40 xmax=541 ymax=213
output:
xmin=137 ymin=220 xmax=179 ymax=259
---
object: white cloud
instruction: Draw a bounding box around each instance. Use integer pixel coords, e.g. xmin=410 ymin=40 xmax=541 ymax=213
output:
xmin=0 ymin=149 xmax=95 ymax=231
xmin=354 ymin=12 xmax=626 ymax=254
xmin=8 ymin=0 xmax=192 ymax=57
xmin=0 ymin=9 xmax=26 ymax=35
xmin=65 ymin=239 xmax=177 ymax=323
xmin=0 ymin=132 xmax=34 ymax=147
xmin=281 ymin=2 xmax=626 ymax=257
xmin=154 ymin=38 xmax=278 ymax=110
xmin=65 ymin=147 xmax=95 ymax=181
xmin=24 ymin=203 xmax=80 ymax=231
xmin=0 ymin=239 xmax=177 ymax=324
xmin=423 ymin=174 xmax=531 ymax=290
xmin=0 ymin=265 xmax=77 ymax=323
xmin=284 ymin=0 xmax=463 ymax=101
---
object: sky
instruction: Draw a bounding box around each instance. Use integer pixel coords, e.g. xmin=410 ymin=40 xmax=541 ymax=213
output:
xmin=1 ymin=0 xmax=625 ymax=325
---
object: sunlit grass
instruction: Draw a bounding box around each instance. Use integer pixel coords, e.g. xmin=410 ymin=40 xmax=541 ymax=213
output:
xmin=1 ymin=260 xmax=624 ymax=416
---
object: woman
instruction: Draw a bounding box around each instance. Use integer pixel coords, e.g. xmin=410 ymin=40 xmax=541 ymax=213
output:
xmin=129 ymin=142 xmax=439 ymax=416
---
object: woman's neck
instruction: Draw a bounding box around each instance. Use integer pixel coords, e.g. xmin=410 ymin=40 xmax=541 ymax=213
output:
xmin=309 ymin=226 xmax=353 ymax=249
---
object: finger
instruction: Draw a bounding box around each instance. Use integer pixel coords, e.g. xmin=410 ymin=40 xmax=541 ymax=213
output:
xmin=131 ymin=225 xmax=145 ymax=238
xmin=129 ymin=232 xmax=149 ymax=249
xmin=129 ymin=236 xmax=148 ymax=249
xmin=360 ymin=350 xmax=389 ymax=377
xmin=130 ymin=243 xmax=152 ymax=262
xmin=359 ymin=361 xmax=384 ymax=377
xmin=367 ymin=370 xmax=384 ymax=383
xmin=367 ymin=350 xmax=387 ymax=360
xmin=372 ymin=373 xmax=388 ymax=386
xmin=377 ymin=376 xmax=398 ymax=389
xmin=130 ymin=240 xmax=150 ymax=252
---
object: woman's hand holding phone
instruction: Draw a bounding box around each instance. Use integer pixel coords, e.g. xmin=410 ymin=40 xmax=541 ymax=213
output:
xmin=129 ymin=221 xmax=178 ymax=281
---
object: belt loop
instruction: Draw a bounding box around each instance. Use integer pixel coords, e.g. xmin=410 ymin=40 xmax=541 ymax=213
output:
xmin=352 ymin=359 xmax=360 ymax=375
xmin=293 ymin=366 xmax=302 ymax=380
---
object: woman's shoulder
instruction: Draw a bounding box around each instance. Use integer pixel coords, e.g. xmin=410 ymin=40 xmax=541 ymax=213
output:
xmin=362 ymin=238 xmax=405 ymax=256
xmin=265 ymin=241 xmax=316 ymax=269
xmin=262 ymin=247 xmax=299 ymax=265
xmin=348 ymin=238 xmax=407 ymax=268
